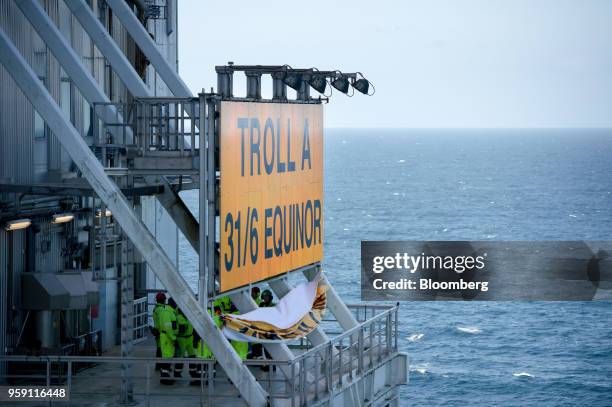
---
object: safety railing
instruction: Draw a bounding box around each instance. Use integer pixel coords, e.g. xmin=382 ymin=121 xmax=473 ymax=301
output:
xmin=0 ymin=355 xmax=302 ymax=406
xmin=0 ymin=355 xmax=218 ymax=406
xmin=133 ymin=297 xmax=148 ymax=344
xmin=141 ymin=97 xmax=199 ymax=156
xmin=92 ymin=97 xmax=200 ymax=175
xmin=0 ymin=303 xmax=400 ymax=406
xmin=278 ymin=303 xmax=400 ymax=405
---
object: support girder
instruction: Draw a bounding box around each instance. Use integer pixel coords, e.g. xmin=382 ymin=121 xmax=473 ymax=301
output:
xmin=63 ymin=0 xmax=151 ymax=97
xmin=105 ymin=0 xmax=192 ymax=98
xmin=15 ymin=0 xmax=199 ymax=252
xmin=60 ymin=0 xmax=202 ymax=256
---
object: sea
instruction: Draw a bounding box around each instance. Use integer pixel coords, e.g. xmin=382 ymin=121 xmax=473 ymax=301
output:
xmin=178 ymin=128 xmax=612 ymax=406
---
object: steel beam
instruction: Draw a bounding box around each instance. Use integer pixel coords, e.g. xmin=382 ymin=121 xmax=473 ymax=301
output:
xmin=144 ymin=175 xmax=199 ymax=246
xmin=105 ymin=0 xmax=192 ymax=98
xmin=16 ymin=0 xmax=200 ymax=277
xmin=0 ymin=27 xmax=268 ymax=406
xmin=205 ymin=98 xmax=216 ymax=301
xmin=120 ymin=235 xmax=134 ymax=403
xmin=24 ymin=0 xmax=201 ymax=280
xmin=0 ymin=182 xmax=163 ymax=197
xmin=67 ymin=0 xmax=195 ymax=154
xmin=59 ymin=0 xmax=200 ymax=248
xmin=305 ymin=268 xmax=359 ymax=330
xmin=15 ymin=0 xmax=140 ymax=142
xmin=63 ymin=0 xmax=151 ymax=98
xmin=198 ymin=97 xmax=207 ymax=307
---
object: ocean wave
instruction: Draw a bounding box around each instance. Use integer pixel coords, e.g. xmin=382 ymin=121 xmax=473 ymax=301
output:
xmin=513 ymin=372 xmax=534 ymax=378
xmin=407 ymin=333 xmax=424 ymax=342
xmin=409 ymin=365 xmax=428 ymax=375
xmin=456 ymin=326 xmax=481 ymax=334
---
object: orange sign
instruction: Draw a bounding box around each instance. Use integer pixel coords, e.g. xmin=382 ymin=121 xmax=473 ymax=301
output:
xmin=219 ymin=101 xmax=324 ymax=292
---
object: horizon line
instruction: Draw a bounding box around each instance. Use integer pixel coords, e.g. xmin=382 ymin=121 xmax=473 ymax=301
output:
xmin=324 ymin=126 xmax=612 ymax=130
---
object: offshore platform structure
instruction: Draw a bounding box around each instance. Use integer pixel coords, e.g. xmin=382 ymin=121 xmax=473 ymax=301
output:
xmin=0 ymin=1 xmax=407 ymax=406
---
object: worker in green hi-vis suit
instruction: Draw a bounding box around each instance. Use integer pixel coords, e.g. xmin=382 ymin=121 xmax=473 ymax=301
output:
xmin=152 ymin=291 xmax=166 ymax=371
xmin=251 ymin=286 xmax=261 ymax=306
xmin=223 ymin=297 xmax=248 ymax=361
xmin=157 ymin=300 xmax=178 ymax=385
xmin=230 ymin=315 xmax=249 ymax=361
xmin=215 ymin=295 xmax=232 ymax=313
xmin=191 ymin=305 xmax=222 ymax=386
xmin=174 ymin=307 xmax=196 ymax=379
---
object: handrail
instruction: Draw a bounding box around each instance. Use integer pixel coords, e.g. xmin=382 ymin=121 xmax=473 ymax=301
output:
xmin=0 ymin=355 xmax=217 ymax=364
xmin=92 ymin=98 xmax=201 ymax=167
xmin=0 ymin=302 xmax=401 ymax=404
xmin=0 ymin=303 xmax=399 ymax=368
xmin=292 ymin=303 xmax=398 ymax=363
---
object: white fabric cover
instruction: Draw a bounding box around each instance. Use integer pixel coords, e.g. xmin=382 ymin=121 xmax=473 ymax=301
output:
xmin=223 ymin=273 xmax=320 ymax=343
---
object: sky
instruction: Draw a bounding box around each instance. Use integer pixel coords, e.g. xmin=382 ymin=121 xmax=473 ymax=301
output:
xmin=177 ymin=0 xmax=612 ymax=128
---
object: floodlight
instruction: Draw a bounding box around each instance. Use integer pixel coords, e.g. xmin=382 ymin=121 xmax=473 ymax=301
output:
xmin=307 ymin=75 xmax=327 ymax=94
xmin=351 ymin=72 xmax=374 ymax=95
xmin=282 ymin=72 xmax=303 ymax=91
xmin=331 ymin=75 xmax=350 ymax=94
xmin=352 ymin=78 xmax=370 ymax=94
xmin=5 ymin=219 xmax=32 ymax=231
xmin=51 ymin=213 xmax=75 ymax=224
